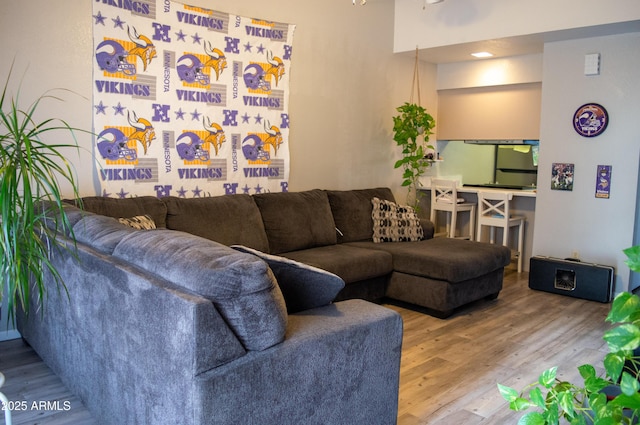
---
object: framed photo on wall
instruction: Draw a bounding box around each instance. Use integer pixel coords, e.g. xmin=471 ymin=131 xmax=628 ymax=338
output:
xmin=551 ymin=163 xmax=574 ymax=191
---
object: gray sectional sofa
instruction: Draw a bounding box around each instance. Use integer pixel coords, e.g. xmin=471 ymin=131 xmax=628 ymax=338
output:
xmin=17 ymin=186 xmax=509 ymax=425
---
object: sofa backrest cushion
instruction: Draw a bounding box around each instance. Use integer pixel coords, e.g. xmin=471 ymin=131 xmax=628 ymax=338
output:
xmin=326 ymin=188 xmax=396 ymax=243
xmin=253 ymin=190 xmax=337 ymax=254
xmin=73 ymin=196 xmax=168 ymax=229
xmin=231 ymin=245 xmax=345 ymax=314
xmin=72 ymin=214 xmax=142 ymax=254
xmin=163 ymin=195 xmax=270 ymax=252
xmin=38 ymin=201 xmax=92 ymax=237
xmin=112 ymin=230 xmax=287 ymax=351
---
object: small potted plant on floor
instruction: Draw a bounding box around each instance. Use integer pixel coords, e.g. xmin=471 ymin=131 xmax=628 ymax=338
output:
xmin=498 ymin=246 xmax=640 ymax=424
xmin=392 ymin=101 xmax=436 ymax=209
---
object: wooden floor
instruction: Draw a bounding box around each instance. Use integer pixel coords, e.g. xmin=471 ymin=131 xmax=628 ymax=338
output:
xmin=0 ymin=270 xmax=612 ymax=425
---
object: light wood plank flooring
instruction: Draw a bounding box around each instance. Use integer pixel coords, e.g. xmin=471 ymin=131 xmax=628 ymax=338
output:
xmin=0 ymin=270 xmax=612 ymax=424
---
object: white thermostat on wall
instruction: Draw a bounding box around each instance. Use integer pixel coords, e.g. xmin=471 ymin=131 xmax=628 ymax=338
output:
xmin=584 ymin=53 xmax=600 ymax=76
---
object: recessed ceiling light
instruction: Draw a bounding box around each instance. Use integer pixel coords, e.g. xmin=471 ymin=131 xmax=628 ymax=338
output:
xmin=471 ymin=52 xmax=494 ymax=58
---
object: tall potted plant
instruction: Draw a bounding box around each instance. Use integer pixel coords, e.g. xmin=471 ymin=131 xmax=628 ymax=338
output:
xmin=0 ymin=65 xmax=84 ymax=326
xmin=498 ymin=246 xmax=640 ymax=424
xmin=392 ymin=101 xmax=436 ymax=209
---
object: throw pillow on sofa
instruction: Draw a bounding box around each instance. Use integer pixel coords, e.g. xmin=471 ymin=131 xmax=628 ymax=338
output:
xmin=231 ymin=245 xmax=345 ymax=314
xmin=118 ymin=214 xmax=156 ymax=230
xmin=371 ymin=197 xmax=424 ymax=243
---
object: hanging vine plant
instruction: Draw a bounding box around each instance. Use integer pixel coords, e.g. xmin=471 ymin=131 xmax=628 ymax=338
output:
xmin=392 ymin=48 xmax=436 ymax=209
xmin=392 ymin=102 xmax=435 ymax=208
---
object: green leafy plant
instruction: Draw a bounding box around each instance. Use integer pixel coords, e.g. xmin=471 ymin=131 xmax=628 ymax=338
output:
xmin=392 ymin=102 xmax=436 ymax=209
xmin=498 ymin=247 xmax=640 ymax=425
xmin=0 ymin=65 xmax=84 ymax=324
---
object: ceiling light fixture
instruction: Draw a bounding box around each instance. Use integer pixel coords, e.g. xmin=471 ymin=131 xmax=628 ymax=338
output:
xmin=352 ymin=0 xmax=366 ymax=4
xmin=471 ymin=52 xmax=494 ymax=58
xmin=423 ymin=0 xmax=444 ymax=10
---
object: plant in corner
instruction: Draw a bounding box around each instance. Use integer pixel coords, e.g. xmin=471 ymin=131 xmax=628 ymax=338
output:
xmin=498 ymin=245 xmax=640 ymax=425
xmin=392 ymin=101 xmax=436 ymax=209
xmin=0 ymin=65 xmax=84 ymax=327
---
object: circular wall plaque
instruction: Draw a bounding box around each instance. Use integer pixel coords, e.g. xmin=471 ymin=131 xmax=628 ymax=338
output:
xmin=573 ymin=103 xmax=608 ymax=137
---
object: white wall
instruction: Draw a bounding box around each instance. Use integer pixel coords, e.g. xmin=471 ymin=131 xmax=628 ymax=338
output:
xmin=395 ymin=0 xmax=640 ymax=53
xmin=0 ymin=0 xmax=437 ymax=204
xmin=533 ymin=32 xmax=640 ymax=293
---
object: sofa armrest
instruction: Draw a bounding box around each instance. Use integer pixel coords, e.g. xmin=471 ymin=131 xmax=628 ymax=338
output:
xmin=420 ymin=218 xmax=435 ymax=239
xmin=194 ymin=299 xmax=403 ymax=425
xmin=18 ymin=238 xmax=247 ymax=425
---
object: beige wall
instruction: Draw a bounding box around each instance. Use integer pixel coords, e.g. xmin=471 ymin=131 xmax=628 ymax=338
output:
xmin=0 ymin=0 xmax=437 ymax=204
xmin=437 ymin=83 xmax=541 ymax=140
xmin=533 ymin=32 xmax=640 ymax=293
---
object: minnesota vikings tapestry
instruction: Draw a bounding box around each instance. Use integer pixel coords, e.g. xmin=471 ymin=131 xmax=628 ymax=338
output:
xmin=92 ymin=1 xmax=295 ymax=198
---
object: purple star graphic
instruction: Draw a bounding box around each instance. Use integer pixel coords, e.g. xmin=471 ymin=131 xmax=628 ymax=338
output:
xmin=254 ymin=114 xmax=263 ymax=124
xmin=93 ymin=11 xmax=106 ymax=26
xmin=102 ymin=189 xmax=111 ymax=198
xmin=192 ymin=186 xmax=202 ymax=197
xmin=241 ymin=113 xmax=251 ymax=123
xmin=191 ymin=109 xmax=202 ymax=121
xmin=254 ymin=184 xmax=263 ymax=194
xmin=112 ymin=16 xmax=125 ymax=29
xmin=117 ymin=188 xmax=129 ymax=199
xmin=242 ymin=185 xmax=251 ymax=194
xmin=192 ymin=33 xmax=202 ymax=44
xmin=257 ymin=44 xmax=266 ymax=54
xmin=177 ymin=186 xmax=188 ymax=198
xmin=175 ymin=108 xmax=186 ymax=120
xmin=94 ymin=101 xmax=107 ymax=115
xmin=243 ymin=42 xmax=253 ymax=52
xmin=176 ymin=30 xmax=187 ymax=42
xmin=113 ymin=103 xmax=126 ymax=115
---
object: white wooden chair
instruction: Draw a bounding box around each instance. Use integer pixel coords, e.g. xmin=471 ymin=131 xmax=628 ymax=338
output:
xmin=429 ymin=179 xmax=476 ymax=240
xmin=476 ymin=191 xmax=525 ymax=273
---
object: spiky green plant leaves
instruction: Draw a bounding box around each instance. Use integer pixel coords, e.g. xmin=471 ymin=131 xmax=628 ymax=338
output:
xmin=0 ymin=64 xmax=85 ymax=324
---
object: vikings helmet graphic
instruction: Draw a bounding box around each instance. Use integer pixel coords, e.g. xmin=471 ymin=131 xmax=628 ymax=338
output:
xmin=176 ymin=132 xmax=210 ymax=161
xmin=177 ymin=54 xmax=210 ymax=85
xmin=243 ymin=64 xmax=271 ymax=91
xmin=97 ymin=128 xmax=137 ymax=161
xmin=95 ymin=40 xmax=136 ymax=75
xmin=242 ymin=134 xmax=270 ymax=161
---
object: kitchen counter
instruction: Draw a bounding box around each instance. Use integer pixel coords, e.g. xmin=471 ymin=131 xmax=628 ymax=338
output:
xmin=457 ymin=185 xmax=537 ymax=198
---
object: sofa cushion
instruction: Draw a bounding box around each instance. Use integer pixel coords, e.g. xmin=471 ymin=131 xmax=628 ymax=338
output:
xmin=253 ymin=190 xmax=337 ymax=254
xmin=231 ymin=245 xmax=345 ymax=314
xmin=163 ymin=195 xmax=270 ymax=252
xmin=280 ymin=244 xmax=394 ymax=284
xmin=346 ymin=238 xmax=511 ymax=283
xmin=38 ymin=201 xmax=91 ymax=237
xmin=112 ymin=230 xmax=287 ymax=351
xmin=73 ymin=214 xmax=141 ymax=255
xmin=73 ymin=196 xmax=168 ymax=229
xmin=371 ymin=197 xmax=423 ymax=243
xmin=326 ymin=188 xmax=396 ymax=243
